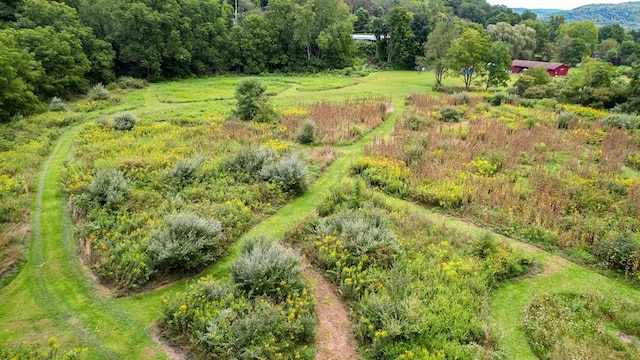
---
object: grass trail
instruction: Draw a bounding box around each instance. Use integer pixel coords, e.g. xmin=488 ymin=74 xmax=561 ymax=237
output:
xmin=0 ymin=126 xmax=167 ymax=359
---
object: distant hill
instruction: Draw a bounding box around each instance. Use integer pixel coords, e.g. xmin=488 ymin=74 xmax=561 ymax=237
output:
xmin=513 ymin=2 xmax=640 ymax=29
xmin=511 ymin=8 xmax=561 ymax=21
xmin=561 ymin=2 xmax=640 ymax=29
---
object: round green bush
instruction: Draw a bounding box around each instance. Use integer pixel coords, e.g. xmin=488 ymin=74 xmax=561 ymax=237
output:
xmin=224 ymin=145 xmax=278 ymax=181
xmin=490 ymin=92 xmax=509 ymax=106
xmin=148 ymin=212 xmax=226 ymax=272
xmin=48 ymin=96 xmax=67 ymax=112
xmin=231 ymin=236 xmax=305 ymax=301
xmin=87 ymin=169 xmax=130 ymax=208
xmin=594 ymin=234 xmax=639 ymax=274
xmin=88 ymin=83 xmax=109 ymax=101
xmin=437 ymin=106 xmax=463 ymax=122
xmin=112 ymin=112 xmax=137 ymax=131
xmin=259 ymin=153 xmax=308 ymax=194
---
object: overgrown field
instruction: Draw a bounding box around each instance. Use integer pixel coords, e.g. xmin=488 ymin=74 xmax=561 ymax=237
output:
xmin=3 ymin=71 xmax=640 ymax=359
xmin=355 ymin=93 xmax=640 ymax=279
xmin=286 ymin=180 xmax=531 ymax=359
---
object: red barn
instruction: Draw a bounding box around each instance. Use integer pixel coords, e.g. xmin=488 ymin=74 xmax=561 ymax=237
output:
xmin=509 ymin=60 xmax=569 ymax=77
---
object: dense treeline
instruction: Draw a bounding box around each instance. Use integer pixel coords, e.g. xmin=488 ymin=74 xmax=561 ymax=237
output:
xmin=0 ymin=0 xmax=357 ymax=121
xmin=4 ymin=0 xmax=640 ymax=121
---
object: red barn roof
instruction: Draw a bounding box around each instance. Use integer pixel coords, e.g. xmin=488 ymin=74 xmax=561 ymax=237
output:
xmin=512 ymin=60 xmax=567 ymax=70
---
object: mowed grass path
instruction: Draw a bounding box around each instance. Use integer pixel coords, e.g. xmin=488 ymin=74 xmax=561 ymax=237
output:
xmin=2 ymin=71 xmax=638 ymax=359
xmin=0 ymin=126 xmax=166 ymax=358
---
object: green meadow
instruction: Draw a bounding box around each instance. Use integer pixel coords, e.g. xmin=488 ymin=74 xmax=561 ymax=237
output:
xmin=1 ymin=71 xmax=639 ymax=359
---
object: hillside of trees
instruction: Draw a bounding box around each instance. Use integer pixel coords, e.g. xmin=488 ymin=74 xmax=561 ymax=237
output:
xmin=561 ymin=2 xmax=640 ymax=29
xmin=515 ymin=2 xmax=640 ymax=29
xmin=3 ymin=0 xmax=640 ymax=121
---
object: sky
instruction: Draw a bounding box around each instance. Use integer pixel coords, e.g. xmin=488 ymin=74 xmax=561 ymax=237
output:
xmin=487 ymin=0 xmax=633 ymax=10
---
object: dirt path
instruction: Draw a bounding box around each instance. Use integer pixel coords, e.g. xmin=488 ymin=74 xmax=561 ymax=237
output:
xmin=151 ymin=325 xmax=186 ymax=360
xmin=303 ymin=264 xmax=357 ymax=360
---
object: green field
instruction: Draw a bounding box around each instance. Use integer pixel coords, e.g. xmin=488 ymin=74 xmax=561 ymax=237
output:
xmin=1 ymin=71 xmax=639 ymax=359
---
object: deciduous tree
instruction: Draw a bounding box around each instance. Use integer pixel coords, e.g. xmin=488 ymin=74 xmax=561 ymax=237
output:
xmin=486 ymin=22 xmax=536 ymax=60
xmin=420 ymin=20 xmax=459 ymax=87
xmin=446 ymin=28 xmax=490 ymax=91
xmin=383 ymin=6 xmax=415 ymax=68
xmin=484 ymin=41 xmax=511 ymax=89
xmin=0 ymin=30 xmax=42 ymax=121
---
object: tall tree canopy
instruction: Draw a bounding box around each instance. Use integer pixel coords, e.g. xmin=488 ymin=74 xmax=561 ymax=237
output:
xmin=446 ymin=27 xmax=491 ymax=90
xmin=16 ymin=0 xmax=114 ymax=84
xmin=0 ymin=30 xmax=42 ymax=122
xmin=420 ymin=20 xmax=460 ymax=87
xmin=557 ymin=20 xmax=598 ymax=65
xmin=484 ymin=40 xmax=511 ymax=89
xmin=486 ymin=22 xmax=536 ymax=60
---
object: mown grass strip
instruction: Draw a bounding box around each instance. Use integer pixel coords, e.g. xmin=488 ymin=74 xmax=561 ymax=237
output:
xmin=0 ymin=126 xmax=168 ymax=359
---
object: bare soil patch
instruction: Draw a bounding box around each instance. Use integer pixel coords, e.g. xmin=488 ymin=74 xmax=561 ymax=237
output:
xmin=303 ymin=263 xmax=357 ymax=360
xmin=151 ymin=323 xmax=186 ymax=360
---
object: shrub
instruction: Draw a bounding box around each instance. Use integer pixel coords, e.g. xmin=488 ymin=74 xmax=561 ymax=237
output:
xmin=523 ymin=83 xmax=559 ymax=99
xmin=48 ymin=96 xmax=67 ymax=112
xmin=471 ymin=233 xmax=530 ymax=283
xmin=259 ymin=153 xmax=308 ymax=194
xmin=224 ymin=145 xmax=277 ymax=181
xmin=401 ymin=142 xmax=425 ymax=166
xmin=167 ymin=154 xmax=206 ymax=186
xmin=350 ymin=156 xmax=410 ymax=196
xmin=404 ymin=114 xmax=429 ymax=130
xmin=116 ymin=76 xmax=148 ymax=89
xmin=450 ymin=92 xmax=470 ymax=105
xmin=604 ymin=113 xmax=640 ymax=130
xmin=148 ymin=212 xmax=226 ymax=272
xmin=231 ymin=236 xmax=305 ymax=301
xmin=490 ymin=92 xmax=509 ymax=106
xmin=296 ymin=119 xmax=316 ymax=144
xmin=315 ymin=179 xmax=372 ymax=217
xmin=315 ymin=205 xmax=401 ymax=267
xmin=161 ymin=273 xmax=315 ymax=360
xmin=88 ymin=83 xmax=109 ymax=101
xmin=414 ymin=180 xmax=469 ymax=209
xmin=234 ymin=79 xmax=269 ymax=121
xmin=594 ymin=234 xmax=639 ymax=274
xmin=437 ymin=106 xmax=463 ymax=122
xmin=87 ymin=169 xmax=130 ymax=208
xmin=112 ymin=112 xmax=137 ymax=131
xmin=557 ymin=111 xmax=574 ymax=129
